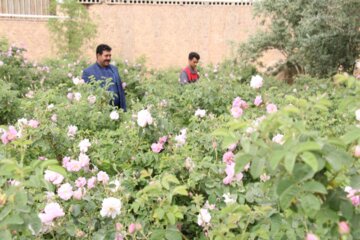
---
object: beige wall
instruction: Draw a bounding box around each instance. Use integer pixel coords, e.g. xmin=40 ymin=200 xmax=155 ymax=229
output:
xmin=0 ymin=4 xmax=282 ymax=68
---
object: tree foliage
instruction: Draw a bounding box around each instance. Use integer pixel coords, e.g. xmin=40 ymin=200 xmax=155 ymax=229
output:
xmin=48 ymin=0 xmax=97 ymax=60
xmin=239 ymin=0 xmax=360 ymax=77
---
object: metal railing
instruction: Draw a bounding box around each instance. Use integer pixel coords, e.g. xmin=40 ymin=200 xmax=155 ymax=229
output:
xmin=0 ymin=0 xmax=51 ymax=15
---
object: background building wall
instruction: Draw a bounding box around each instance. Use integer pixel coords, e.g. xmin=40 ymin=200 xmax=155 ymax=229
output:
xmin=0 ymin=3 xmax=283 ymax=68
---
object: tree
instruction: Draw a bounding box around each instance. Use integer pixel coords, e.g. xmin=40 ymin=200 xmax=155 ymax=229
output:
xmin=48 ymin=0 xmax=97 ymax=59
xmin=239 ymin=0 xmax=360 ymax=77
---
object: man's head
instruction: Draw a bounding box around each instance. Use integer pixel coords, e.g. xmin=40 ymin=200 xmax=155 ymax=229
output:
xmin=188 ymin=52 xmax=200 ymax=70
xmin=96 ymin=44 xmax=112 ymax=67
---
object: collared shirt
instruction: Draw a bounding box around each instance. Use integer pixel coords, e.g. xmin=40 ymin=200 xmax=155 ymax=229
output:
xmin=82 ymin=63 xmax=127 ymax=111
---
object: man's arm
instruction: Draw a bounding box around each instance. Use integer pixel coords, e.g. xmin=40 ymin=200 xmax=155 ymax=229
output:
xmin=82 ymin=69 xmax=91 ymax=83
xmin=115 ymin=67 xmax=127 ymax=112
xmin=179 ymin=71 xmax=189 ymax=84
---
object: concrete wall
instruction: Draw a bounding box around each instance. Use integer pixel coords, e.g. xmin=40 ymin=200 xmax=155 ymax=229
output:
xmin=0 ymin=4 xmax=282 ymax=68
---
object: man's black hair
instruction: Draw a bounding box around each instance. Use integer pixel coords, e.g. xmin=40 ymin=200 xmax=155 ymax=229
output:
xmin=96 ymin=44 xmax=112 ymax=55
xmin=188 ymin=52 xmax=200 ymax=60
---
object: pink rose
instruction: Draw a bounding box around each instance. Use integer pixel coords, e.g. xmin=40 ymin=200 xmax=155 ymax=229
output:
xmin=231 ymin=107 xmax=243 ymax=118
xmin=222 ymin=151 xmax=235 ymax=164
xmin=254 ymin=96 xmax=262 ymax=106
xmin=305 ymin=233 xmax=319 ymax=240
xmin=28 ymin=119 xmax=40 ymax=128
xmin=266 ymin=103 xmax=278 ymax=114
xmin=338 ymin=221 xmax=350 ymax=235
xmin=87 ymin=176 xmax=97 ymax=189
xmin=97 ymin=171 xmax=109 ymax=184
xmin=128 ymin=223 xmax=136 ymax=234
xmin=75 ymin=177 xmax=87 ymax=188
xmin=151 ymin=143 xmax=163 ymax=153
xmin=354 ymin=145 xmax=360 ymax=158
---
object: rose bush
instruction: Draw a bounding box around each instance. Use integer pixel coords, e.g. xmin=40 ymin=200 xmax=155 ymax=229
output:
xmin=1 ymin=44 xmax=360 ymax=239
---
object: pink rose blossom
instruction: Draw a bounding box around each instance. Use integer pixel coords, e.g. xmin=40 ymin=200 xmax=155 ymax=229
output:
xmin=231 ymin=107 xmax=243 ymax=118
xmin=158 ymin=136 xmax=168 ymax=144
xmin=51 ymin=114 xmax=57 ymax=122
xmin=87 ymin=176 xmax=97 ymax=189
xmin=128 ymin=223 xmax=136 ymax=234
xmin=306 ymin=233 xmax=319 ymax=240
xmin=28 ymin=119 xmax=40 ymax=128
xmin=62 ymin=156 xmax=71 ymax=168
xmin=97 ymin=171 xmax=109 ymax=184
xmin=151 ymin=143 xmax=163 ymax=153
xmin=266 ymin=103 xmax=278 ymax=114
xmin=222 ymin=151 xmax=235 ymax=164
xmin=254 ymin=96 xmax=262 ymax=106
xmin=73 ymin=188 xmax=85 ymax=200
xmin=67 ymin=125 xmax=78 ymax=138
xmin=66 ymin=160 xmax=82 ymax=172
xmin=223 ymin=162 xmax=243 ymax=185
xmin=338 ymin=221 xmax=350 ymax=235
xmin=228 ymin=143 xmax=237 ymax=152
xmin=354 ymin=145 xmax=360 ymax=158
xmin=78 ymin=153 xmax=90 ymax=168
xmin=38 ymin=202 xmax=65 ymax=225
xmin=57 ymin=183 xmax=73 ymax=200
xmin=67 ymin=92 xmax=74 ymax=101
xmin=1 ymin=126 xmax=18 ymax=144
xmin=44 ymin=170 xmax=64 ymax=185
xmin=75 ymin=177 xmax=87 ymax=188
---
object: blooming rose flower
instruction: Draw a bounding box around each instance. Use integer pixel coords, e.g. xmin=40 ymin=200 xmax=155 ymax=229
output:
xmin=185 ymin=157 xmax=195 ymax=171
xmin=100 ymin=197 xmax=122 ymax=219
xmin=266 ymin=103 xmax=278 ymax=114
xmin=197 ymin=208 xmax=211 ymax=227
xmin=254 ymin=96 xmax=262 ymax=106
xmin=356 ymin=109 xmax=360 ymax=121
xmin=67 ymin=125 xmax=78 ymax=138
xmin=338 ymin=221 xmax=350 ymax=235
xmin=44 ymin=170 xmax=64 ymax=185
xmin=28 ymin=119 xmax=40 ymax=128
xmin=79 ymin=139 xmax=91 ymax=153
xmin=222 ymin=151 xmax=235 ymax=164
xmin=231 ymin=107 xmax=243 ymax=118
xmin=223 ymin=193 xmax=236 ymax=204
xmin=1 ymin=126 xmax=18 ymax=144
xmin=272 ymin=134 xmax=285 ymax=145
xmin=51 ymin=114 xmax=57 ymax=122
xmin=354 ymin=145 xmax=360 ymax=158
xmin=73 ymin=188 xmax=85 ymax=200
xmin=250 ymin=75 xmax=263 ymax=89
xmin=110 ymin=111 xmax=120 ymax=120
xmin=97 ymin=171 xmax=109 ymax=184
xmin=57 ymin=183 xmax=73 ymax=200
xmin=38 ymin=202 xmax=65 ymax=225
xmin=88 ymin=95 xmax=96 ymax=104
xmin=67 ymin=92 xmax=74 ymax=100
xmin=305 ymin=233 xmax=319 ymax=240
xmin=151 ymin=142 xmax=163 ymax=153
xmin=74 ymin=92 xmax=82 ymax=101
xmin=137 ymin=109 xmax=153 ymax=127
xmin=78 ymin=153 xmax=90 ymax=168
xmin=260 ymin=173 xmax=271 ymax=182
xmin=75 ymin=177 xmax=87 ymax=188
xmin=195 ymin=109 xmax=206 ymax=118
xmin=66 ymin=160 xmax=82 ymax=172
xmin=87 ymin=176 xmax=97 ymax=189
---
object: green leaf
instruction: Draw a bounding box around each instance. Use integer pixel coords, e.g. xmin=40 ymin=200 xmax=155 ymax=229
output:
xmin=300 ymin=152 xmax=318 ymax=172
xmin=279 ymin=185 xmax=299 ymax=210
xmin=165 ymin=226 xmax=182 ymax=240
xmin=0 ymin=206 xmax=11 ymax=221
xmin=269 ymin=150 xmax=285 ymax=170
xmin=151 ymin=229 xmax=166 ymax=240
xmin=303 ymin=180 xmax=327 ymax=194
xmin=47 ymin=165 xmax=67 ymax=177
xmin=234 ymin=153 xmax=253 ymax=173
xmin=250 ymin=158 xmax=265 ymax=179
xmin=341 ymin=127 xmax=360 ymax=144
xmin=153 ymin=208 xmax=165 ymax=220
xmin=172 ymin=186 xmax=188 ymax=196
xmin=0 ymin=213 xmax=24 ymax=226
xmin=0 ymin=230 xmax=11 ymax=240
xmin=300 ymin=194 xmax=321 ymax=218
xmin=166 ymin=212 xmax=176 ymax=225
xmin=294 ymin=141 xmax=321 ymax=154
xmin=350 ymin=175 xmax=360 ymax=189
xmin=323 ymin=144 xmax=353 ymax=171
xmin=284 ymin=152 xmax=296 ymax=174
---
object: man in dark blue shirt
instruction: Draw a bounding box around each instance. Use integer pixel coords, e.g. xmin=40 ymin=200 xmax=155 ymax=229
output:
xmin=82 ymin=44 xmax=127 ymax=111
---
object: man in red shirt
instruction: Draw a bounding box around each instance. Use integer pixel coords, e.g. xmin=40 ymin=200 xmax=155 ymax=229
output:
xmin=179 ymin=52 xmax=200 ymax=84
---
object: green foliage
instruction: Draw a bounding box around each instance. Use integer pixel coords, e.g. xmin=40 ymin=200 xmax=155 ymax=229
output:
xmin=1 ymin=45 xmax=360 ymax=239
xmin=48 ymin=0 xmax=97 ymax=59
xmin=239 ymin=0 xmax=360 ymax=77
